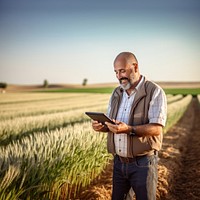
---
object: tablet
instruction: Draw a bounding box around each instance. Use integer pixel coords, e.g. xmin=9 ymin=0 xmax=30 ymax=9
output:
xmin=85 ymin=112 xmax=115 ymax=125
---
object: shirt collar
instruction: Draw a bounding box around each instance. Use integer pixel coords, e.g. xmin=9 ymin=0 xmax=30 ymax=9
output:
xmin=135 ymin=75 xmax=144 ymax=91
xmin=124 ymin=75 xmax=144 ymax=96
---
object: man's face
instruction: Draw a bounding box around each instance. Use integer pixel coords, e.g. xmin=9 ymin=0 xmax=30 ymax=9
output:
xmin=114 ymin=60 xmax=136 ymax=90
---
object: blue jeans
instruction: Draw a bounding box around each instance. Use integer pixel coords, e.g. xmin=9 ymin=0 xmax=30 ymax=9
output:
xmin=112 ymin=154 xmax=158 ymax=200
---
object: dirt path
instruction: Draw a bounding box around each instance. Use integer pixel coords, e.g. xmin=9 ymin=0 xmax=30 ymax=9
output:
xmin=78 ymin=97 xmax=200 ymax=200
xmin=160 ymin=97 xmax=200 ymax=200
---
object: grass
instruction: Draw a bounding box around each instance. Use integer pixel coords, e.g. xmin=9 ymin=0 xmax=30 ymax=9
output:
xmin=35 ymin=87 xmax=115 ymax=94
xmin=164 ymin=88 xmax=200 ymax=96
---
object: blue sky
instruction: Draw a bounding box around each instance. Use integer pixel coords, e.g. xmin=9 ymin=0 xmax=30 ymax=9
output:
xmin=0 ymin=0 xmax=200 ymax=85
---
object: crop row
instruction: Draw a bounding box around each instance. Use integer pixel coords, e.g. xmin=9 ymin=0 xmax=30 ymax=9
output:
xmin=0 ymin=93 xmax=110 ymax=145
xmin=166 ymin=94 xmax=183 ymax=104
xmin=164 ymin=95 xmax=192 ymax=132
xmin=198 ymin=95 xmax=200 ymax=104
xmin=0 ymin=122 xmax=111 ymax=199
xmin=0 ymin=93 xmax=110 ymax=120
xmin=0 ymin=92 xmax=85 ymax=104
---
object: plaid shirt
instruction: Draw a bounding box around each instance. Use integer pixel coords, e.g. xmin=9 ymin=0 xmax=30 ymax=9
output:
xmin=108 ymin=76 xmax=167 ymax=157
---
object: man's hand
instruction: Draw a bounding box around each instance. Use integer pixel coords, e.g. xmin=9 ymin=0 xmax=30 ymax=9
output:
xmin=92 ymin=120 xmax=109 ymax=132
xmin=105 ymin=120 xmax=130 ymax=134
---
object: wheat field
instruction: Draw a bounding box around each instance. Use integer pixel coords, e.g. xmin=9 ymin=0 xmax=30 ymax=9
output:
xmin=0 ymin=92 xmax=192 ymax=199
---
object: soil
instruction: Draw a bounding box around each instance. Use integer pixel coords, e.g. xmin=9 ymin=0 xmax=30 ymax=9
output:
xmin=77 ymin=97 xmax=200 ymax=200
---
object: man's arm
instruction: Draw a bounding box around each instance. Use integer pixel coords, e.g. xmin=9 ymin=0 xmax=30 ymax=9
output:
xmin=105 ymin=121 xmax=162 ymax=136
xmin=128 ymin=123 xmax=163 ymax=136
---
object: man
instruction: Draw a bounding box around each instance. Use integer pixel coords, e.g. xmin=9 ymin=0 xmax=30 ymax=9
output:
xmin=92 ymin=52 xmax=167 ymax=200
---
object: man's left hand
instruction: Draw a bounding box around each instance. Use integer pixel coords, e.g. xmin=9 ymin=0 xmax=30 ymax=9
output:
xmin=105 ymin=120 xmax=130 ymax=134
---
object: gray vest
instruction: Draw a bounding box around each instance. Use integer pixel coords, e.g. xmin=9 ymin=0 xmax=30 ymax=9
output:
xmin=107 ymin=77 xmax=163 ymax=157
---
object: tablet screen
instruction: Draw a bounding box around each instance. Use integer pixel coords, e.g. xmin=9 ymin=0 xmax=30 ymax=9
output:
xmin=85 ymin=112 xmax=115 ymax=125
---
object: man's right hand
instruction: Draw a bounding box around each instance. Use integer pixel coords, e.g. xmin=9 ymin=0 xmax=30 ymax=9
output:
xmin=92 ymin=120 xmax=109 ymax=132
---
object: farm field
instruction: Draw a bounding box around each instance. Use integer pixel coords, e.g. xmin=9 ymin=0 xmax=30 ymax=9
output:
xmin=0 ymin=84 xmax=200 ymax=200
xmin=78 ymin=97 xmax=200 ymax=200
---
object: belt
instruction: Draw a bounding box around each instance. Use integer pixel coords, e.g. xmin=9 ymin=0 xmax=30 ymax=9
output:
xmin=116 ymin=151 xmax=157 ymax=164
xmin=117 ymin=155 xmax=137 ymax=163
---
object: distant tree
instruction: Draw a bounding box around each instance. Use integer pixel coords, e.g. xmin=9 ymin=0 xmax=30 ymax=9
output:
xmin=0 ymin=82 xmax=7 ymax=93
xmin=43 ymin=79 xmax=49 ymax=88
xmin=82 ymin=78 xmax=88 ymax=86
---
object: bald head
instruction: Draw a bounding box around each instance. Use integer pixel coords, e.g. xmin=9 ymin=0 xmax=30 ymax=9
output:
xmin=114 ymin=52 xmax=138 ymax=66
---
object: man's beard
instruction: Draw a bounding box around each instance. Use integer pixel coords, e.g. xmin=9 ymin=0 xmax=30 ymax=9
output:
xmin=119 ymin=78 xmax=132 ymax=90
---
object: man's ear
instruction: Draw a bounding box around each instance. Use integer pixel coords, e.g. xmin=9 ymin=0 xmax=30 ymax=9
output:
xmin=133 ymin=63 xmax=138 ymax=72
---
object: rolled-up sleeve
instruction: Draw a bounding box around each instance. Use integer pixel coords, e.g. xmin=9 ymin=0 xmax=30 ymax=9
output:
xmin=148 ymin=87 xmax=167 ymax=126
